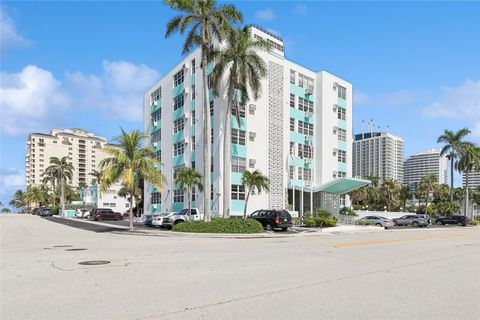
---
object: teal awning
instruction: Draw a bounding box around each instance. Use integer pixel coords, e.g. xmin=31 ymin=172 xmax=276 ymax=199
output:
xmin=313 ymin=177 xmax=370 ymax=195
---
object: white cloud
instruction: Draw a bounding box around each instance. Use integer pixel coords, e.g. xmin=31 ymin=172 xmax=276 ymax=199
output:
xmin=255 ymin=9 xmax=275 ymax=22
xmin=65 ymin=60 xmax=161 ymax=122
xmin=0 ymin=65 xmax=70 ymax=136
xmin=0 ymin=168 xmax=25 ymax=198
xmin=0 ymin=7 xmax=31 ymax=54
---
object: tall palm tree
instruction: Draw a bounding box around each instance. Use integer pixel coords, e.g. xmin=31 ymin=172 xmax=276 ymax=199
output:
xmin=45 ymin=157 xmax=74 ymax=217
xmin=9 ymin=189 xmax=25 ymax=212
xmin=24 ymin=186 xmax=48 ymax=211
xmin=211 ymin=26 xmax=270 ymax=218
xmin=90 ymin=169 xmax=103 ymax=185
xmin=437 ymin=128 xmax=471 ymax=201
xmin=99 ymin=129 xmax=166 ymax=231
xmin=175 ymin=168 xmax=204 ymax=219
xmin=456 ymin=144 xmax=480 ymax=217
xmin=417 ymin=174 xmax=437 ymax=209
xmin=165 ymin=0 xmax=243 ymax=222
xmin=42 ymin=170 xmax=57 ymax=207
xmin=241 ymin=170 xmax=269 ymax=219
xmin=381 ymin=179 xmax=401 ymax=211
xmin=399 ymin=185 xmax=412 ymax=212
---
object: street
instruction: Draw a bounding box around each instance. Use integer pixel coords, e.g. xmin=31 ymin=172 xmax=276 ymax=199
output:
xmin=1 ymin=214 xmax=479 ymax=320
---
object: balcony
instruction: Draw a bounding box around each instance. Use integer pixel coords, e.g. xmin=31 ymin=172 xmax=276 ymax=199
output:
xmin=37 ymin=143 xmax=45 ymax=147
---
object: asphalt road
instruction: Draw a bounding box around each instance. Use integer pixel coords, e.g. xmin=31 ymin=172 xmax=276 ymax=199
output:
xmin=2 ymin=215 xmax=479 ymax=320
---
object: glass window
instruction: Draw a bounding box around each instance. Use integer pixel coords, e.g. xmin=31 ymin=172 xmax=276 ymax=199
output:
xmin=290 ymin=94 xmax=295 ymax=108
xmin=173 ymin=165 xmax=185 ymax=179
xmin=173 ymin=141 xmax=185 ymax=156
xmin=298 ymin=97 xmax=313 ymax=113
xmin=231 ymin=129 xmax=246 ymax=145
xmin=289 ymin=166 xmax=294 ymax=180
xmin=191 ymin=59 xmax=196 ymax=74
xmin=338 ymin=107 xmax=346 ymax=120
xmin=297 ymin=167 xmax=303 ymax=181
xmin=231 ymin=184 xmax=245 ymax=200
xmin=290 ymin=142 xmax=295 ymax=155
xmin=156 ymin=150 xmax=161 ymax=162
xmin=298 ymin=121 xmax=313 ymax=136
xmin=231 ymin=157 xmax=246 ymax=173
xmin=151 ymin=192 xmax=161 ymax=204
xmin=290 ymin=70 xmax=296 ymax=84
xmin=151 ymin=109 xmax=161 ymax=125
xmin=338 ymin=85 xmax=347 ymax=99
xmin=192 ymin=136 xmax=196 ymax=150
xmin=338 ymin=128 xmax=346 ymax=142
xmin=191 ymin=85 xmax=195 ymax=100
xmin=173 ymin=117 xmax=185 ymax=133
xmin=232 ymin=104 xmax=246 ymax=119
xmin=338 ymin=150 xmax=346 ymax=163
xmin=173 ymin=94 xmax=184 ymax=111
xmin=174 ymin=69 xmax=184 ymax=87
xmin=303 ymin=168 xmax=312 ymax=181
xmin=290 ymin=118 xmax=295 ymax=131
xmin=151 ymin=129 xmax=161 ymax=143
xmin=191 ymin=110 xmax=196 ymax=125
xmin=150 ymin=87 xmax=161 ymax=103
xmin=174 ymin=189 xmax=184 ymax=203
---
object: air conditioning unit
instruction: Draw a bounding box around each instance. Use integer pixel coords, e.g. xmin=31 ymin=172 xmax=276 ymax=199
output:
xmin=305 ymin=87 xmax=313 ymax=96
xmin=332 ymin=148 xmax=338 ymax=156
xmin=304 ymin=181 xmax=312 ymax=187
xmin=304 ymin=158 xmax=312 ymax=164
xmin=153 ymin=121 xmax=158 ymax=126
xmin=183 ymin=63 xmax=189 ymax=70
xmin=249 ymin=104 xmax=256 ymax=114
xmin=304 ymin=136 xmax=313 ymax=143
xmin=183 ymin=87 xmax=190 ymax=95
xmin=184 ymin=112 xmax=189 ymax=119
xmin=153 ymin=142 xmax=158 ymax=147
xmin=333 ymin=82 xmax=338 ymax=90
xmin=249 ymin=131 xmax=256 ymax=141
xmin=153 ymin=204 xmax=158 ymax=209
xmin=249 ymin=158 xmax=256 ymax=168
xmin=333 ymin=104 xmax=339 ymax=112
xmin=184 ymin=137 xmax=189 ymax=144
xmin=305 ymin=111 xmax=313 ymax=118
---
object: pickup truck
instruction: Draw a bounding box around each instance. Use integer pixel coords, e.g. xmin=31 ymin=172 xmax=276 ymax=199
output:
xmin=162 ymin=208 xmax=203 ymax=229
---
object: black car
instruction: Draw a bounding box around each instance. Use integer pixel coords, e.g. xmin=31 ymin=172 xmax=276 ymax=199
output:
xmin=35 ymin=208 xmax=52 ymax=217
xmin=249 ymin=210 xmax=293 ymax=231
xmin=90 ymin=208 xmax=122 ymax=221
xmin=435 ymin=215 xmax=469 ymax=226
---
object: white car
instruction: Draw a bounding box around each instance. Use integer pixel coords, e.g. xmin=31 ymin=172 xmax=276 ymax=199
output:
xmin=145 ymin=212 xmax=176 ymax=227
xmin=75 ymin=209 xmax=90 ymax=218
xmin=162 ymin=208 xmax=203 ymax=229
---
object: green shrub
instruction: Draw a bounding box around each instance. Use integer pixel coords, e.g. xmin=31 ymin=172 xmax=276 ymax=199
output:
xmin=304 ymin=217 xmax=337 ymax=228
xmin=469 ymin=220 xmax=480 ymax=226
xmin=339 ymin=207 xmax=357 ymax=216
xmin=316 ymin=208 xmax=331 ymax=218
xmin=304 ymin=218 xmax=316 ymax=227
xmin=303 ymin=210 xmax=312 ymax=219
xmin=352 ymin=204 xmax=364 ymax=210
xmin=172 ymin=218 xmax=264 ymax=234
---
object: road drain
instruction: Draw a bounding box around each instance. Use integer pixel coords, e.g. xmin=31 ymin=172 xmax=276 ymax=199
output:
xmin=78 ymin=260 xmax=111 ymax=266
xmin=66 ymin=248 xmax=87 ymax=251
xmin=53 ymin=245 xmax=73 ymax=248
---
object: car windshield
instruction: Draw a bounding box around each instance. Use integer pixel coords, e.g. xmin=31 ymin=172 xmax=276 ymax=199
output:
xmin=379 ymin=217 xmax=388 ymax=220
xmin=277 ymin=211 xmax=290 ymax=218
xmin=178 ymin=209 xmax=188 ymax=215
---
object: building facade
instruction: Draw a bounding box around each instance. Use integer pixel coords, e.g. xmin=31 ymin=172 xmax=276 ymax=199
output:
xmin=80 ymin=183 xmax=132 ymax=213
xmin=143 ymin=26 xmax=353 ymax=216
xmin=404 ymin=149 xmax=448 ymax=192
xmin=25 ymin=129 xmax=115 ymax=188
xmin=352 ymin=132 xmax=404 ymax=183
xmin=462 ymin=170 xmax=480 ymax=189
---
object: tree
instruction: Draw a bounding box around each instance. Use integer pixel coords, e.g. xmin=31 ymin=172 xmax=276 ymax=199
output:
xmin=211 ymin=26 xmax=270 ymax=218
xmin=381 ymin=179 xmax=401 ymax=211
xmin=118 ymin=176 xmax=143 ymax=216
xmin=241 ymin=170 xmax=269 ymax=219
xmin=42 ymin=170 xmax=58 ymax=207
xmin=90 ymin=169 xmax=103 ymax=185
xmin=45 ymin=157 xmax=74 ymax=217
xmin=165 ymin=0 xmax=242 ymax=222
xmin=99 ymin=129 xmax=166 ymax=231
xmin=399 ymin=185 xmax=412 ymax=212
xmin=9 ymin=189 xmax=25 ymax=212
xmin=1 ymin=208 xmax=11 ymax=213
xmin=417 ymin=174 xmax=437 ymax=209
xmin=349 ymin=186 xmax=367 ymax=206
xmin=24 ymin=186 xmax=49 ymax=210
xmin=175 ymin=168 xmax=204 ymax=219
xmin=437 ymin=128 xmax=471 ymax=201
xmin=456 ymin=144 xmax=480 ymax=216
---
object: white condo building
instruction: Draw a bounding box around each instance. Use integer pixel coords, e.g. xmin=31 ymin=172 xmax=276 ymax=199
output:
xmin=463 ymin=171 xmax=480 ymax=189
xmin=143 ymin=26 xmax=364 ymax=217
xmin=26 ymin=129 xmax=116 ymax=188
xmin=352 ymin=132 xmax=404 ymax=183
xmin=404 ymin=149 xmax=448 ymax=192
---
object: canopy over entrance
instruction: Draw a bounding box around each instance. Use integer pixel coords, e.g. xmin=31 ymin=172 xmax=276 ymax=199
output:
xmin=313 ymin=177 xmax=371 ymax=195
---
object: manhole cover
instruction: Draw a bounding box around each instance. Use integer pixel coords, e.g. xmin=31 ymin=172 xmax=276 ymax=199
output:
xmin=66 ymin=248 xmax=87 ymax=251
xmin=53 ymin=245 xmax=73 ymax=248
xmin=78 ymin=260 xmax=111 ymax=266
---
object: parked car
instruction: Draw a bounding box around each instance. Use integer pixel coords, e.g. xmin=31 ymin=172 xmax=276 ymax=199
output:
xmin=90 ymin=208 xmax=122 ymax=221
xmin=357 ymin=216 xmax=394 ymax=228
xmin=435 ymin=215 xmax=469 ymax=226
xmin=162 ymin=208 xmax=203 ymax=229
xmin=393 ymin=215 xmax=428 ymax=227
xmin=37 ymin=208 xmax=53 ymax=217
xmin=249 ymin=209 xmax=293 ymax=231
xmin=145 ymin=212 xmax=175 ymax=227
xmin=75 ymin=208 xmax=90 ymax=218
xmin=416 ymin=214 xmax=431 ymax=224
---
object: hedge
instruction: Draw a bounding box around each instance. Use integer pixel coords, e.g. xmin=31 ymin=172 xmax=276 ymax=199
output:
xmin=304 ymin=217 xmax=337 ymax=228
xmin=172 ymin=218 xmax=264 ymax=234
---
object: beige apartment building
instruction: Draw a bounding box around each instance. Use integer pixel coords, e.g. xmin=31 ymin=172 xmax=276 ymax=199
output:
xmin=25 ymin=129 xmax=115 ymax=188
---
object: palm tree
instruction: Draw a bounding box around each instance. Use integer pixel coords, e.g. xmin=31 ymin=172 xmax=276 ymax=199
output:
xmin=437 ymin=128 xmax=471 ymax=201
xmin=90 ymin=169 xmax=103 ymax=185
xmin=381 ymin=179 xmax=401 ymax=211
xmin=417 ymin=174 xmax=437 ymax=209
xmin=99 ymin=129 xmax=166 ymax=231
xmin=9 ymin=189 xmax=25 ymax=212
xmin=399 ymin=185 xmax=412 ymax=212
xmin=241 ymin=170 xmax=269 ymax=219
xmin=175 ymin=168 xmax=204 ymax=219
xmin=456 ymin=144 xmax=480 ymax=217
xmin=45 ymin=156 xmax=74 ymax=217
xmin=164 ymin=0 xmax=243 ymax=222
xmin=42 ymin=170 xmax=57 ymax=207
xmin=211 ymin=26 xmax=270 ymax=218
xmin=24 ymin=186 xmax=48 ymax=211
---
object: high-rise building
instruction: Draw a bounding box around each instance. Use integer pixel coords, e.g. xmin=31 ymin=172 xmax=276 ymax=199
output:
xmin=352 ymin=132 xmax=404 ymax=183
xmin=462 ymin=170 xmax=480 ymax=189
xmin=404 ymin=149 xmax=448 ymax=192
xmin=25 ymin=129 xmax=115 ymax=187
xmin=143 ymin=26 xmax=355 ymax=216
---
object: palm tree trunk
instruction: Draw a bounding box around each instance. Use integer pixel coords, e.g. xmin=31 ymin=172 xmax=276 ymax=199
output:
xmin=243 ymin=190 xmax=251 ymax=220
xmin=60 ymin=178 xmax=65 ymax=218
xmin=222 ymin=102 xmax=231 ymax=218
xmin=202 ymin=46 xmax=211 ymax=222
xmin=465 ymin=172 xmax=469 ymax=217
xmin=129 ymin=191 xmax=134 ymax=231
xmin=188 ymin=189 xmax=192 ymax=221
xmin=450 ymin=156 xmax=454 ymax=202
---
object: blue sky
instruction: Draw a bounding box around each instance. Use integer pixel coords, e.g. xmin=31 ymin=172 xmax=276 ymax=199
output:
xmin=1 ymin=1 xmax=479 ymax=207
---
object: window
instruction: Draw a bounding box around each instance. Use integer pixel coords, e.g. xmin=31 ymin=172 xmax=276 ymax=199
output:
xmin=231 ymin=129 xmax=246 ymax=145
xmin=338 ymin=107 xmax=346 ymax=120
xmin=290 ymin=70 xmax=296 ymax=84
xmin=152 ymin=129 xmax=161 ymax=143
xmin=173 ymin=117 xmax=185 ymax=133
xmin=151 ymin=192 xmax=161 ymax=204
xmin=299 ymin=144 xmax=312 ymax=159
xmin=338 ymin=85 xmax=346 ymax=99
xmin=338 ymin=171 xmax=346 ymax=178
xmin=290 ymin=94 xmax=296 ymax=108
xmin=298 ymin=121 xmax=313 ymax=136
xmin=298 ymin=73 xmax=314 ymax=91
xmin=173 ymin=165 xmax=185 ymax=179
xmin=231 ymin=184 xmax=245 ymax=200
xmin=191 ymin=59 xmax=196 ymax=74
xmin=289 ymin=166 xmax=294 ymax=180
xmin=191 ymin=110 xmax=196 ymax=124
xmin=232 ymin=104 xmax=246 ymax=119
xmin=151 ymin=109 xmax=161 ymax=125
xmin=207 ymin=74 xmax=212 ymax=89
xmin=210 ymin=156 xmax=214 ymax=172
xmin=151 ymin=87 xmax=161 ymax=103
xmin=191 ymin=85 xmax=195 ymax=100
xmin=231 ymin=157 xmax=246 ymax=173
xmin=267 ymin=39 xmax=284 ymax=52
xmin=303 ymin=168 xmax=312 ymax=181
xmin=174 ymin=189 xmax=184 ymax=202
xmin=338 ymin=150 xmax=346 ymax=163
xmin=191 ymin=136 xmax=196 ymax=150
xmin=192 ymin=187 xmax=196 ymax=201
xmin=211 ymin=128 xmax=214 ymax=144
xmin=174 ymin=69 xmax=184 ymax=87
xmin=173 ymin=141 xmax=185 ymax=156
xmin=156 ymin=150 xmax=161 ymax=162
xmin=297 ymin=167 xmax=303 ymax=181
xmin=338 ymin=128 xmax=346 ymax=142
xmin=298 ymin=97 xmax=313 ymax=113
xmin=173 ymin=94 xmax=184 ymax=111
xmin=209 ymin=100 xmax=214 ymax=116
xmin=290 ymin=118 xmax=295 ymax=131
xmin=290 ymin=142 xmax=295 ymax=155
xmin=191 ymin=161 xmax=195 ymax=170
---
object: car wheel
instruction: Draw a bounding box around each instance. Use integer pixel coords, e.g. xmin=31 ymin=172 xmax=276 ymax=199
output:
xmin=457 ymin=221 xmax=463 ymax=226
xmin=266 ymin=224 xmax=273 ymax=231
xmin=97 ymin=217 xmax=103 ymax=222
xmin=412 ymin=221 xmax=419 ymax=227
xmin=375 ymin=223 xmax=382 ymax=227
xmin=436 ymin=221 xmax=443 ymax=225
xmin=393 ymin=221 xmax=398 ymax=226
xmin=281 ymin=227 xmax=288 ymax=231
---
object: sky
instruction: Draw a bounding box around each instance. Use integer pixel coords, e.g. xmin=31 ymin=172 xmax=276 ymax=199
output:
xmin=1 ymin=1 xmax=479 ymax=208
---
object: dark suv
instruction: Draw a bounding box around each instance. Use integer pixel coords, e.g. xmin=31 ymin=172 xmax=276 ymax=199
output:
xmin=435 ymin=215 xmax=469 ymax=226
xmin=249 ymin=210 xmax=293 ymax=231
xmin=90 ymin=208 xmax=122 ymax=221
xmin=36 ymin=208 xmax=52 ymax=217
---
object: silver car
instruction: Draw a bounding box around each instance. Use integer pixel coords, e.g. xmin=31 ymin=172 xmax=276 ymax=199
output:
xmin=357 ymin=216 xmax=394 ymax=228
xmin=393 ymin=215 xmax=428 ymax=227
